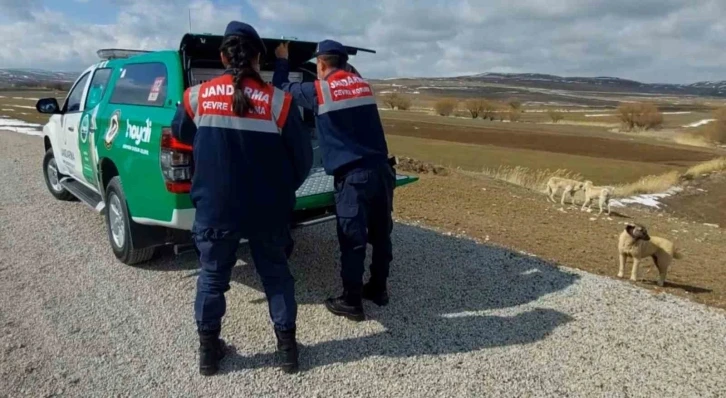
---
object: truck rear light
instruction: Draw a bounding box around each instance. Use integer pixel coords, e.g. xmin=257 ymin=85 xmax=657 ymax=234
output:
xmin=160 ymin=127 xmax=193 ymax=193
xmin=161 ymin=151 xmax=191 ymax=167
xmin=163 ymin=166 xmax=192 ymax=181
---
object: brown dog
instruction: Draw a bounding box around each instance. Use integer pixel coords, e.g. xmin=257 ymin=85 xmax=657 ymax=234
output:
xmin=618 ymin=223 xmax=682 ymax=287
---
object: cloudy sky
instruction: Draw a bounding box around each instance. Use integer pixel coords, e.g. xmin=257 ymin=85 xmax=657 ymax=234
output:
xmin=0 ymin=0 xmax=725 ymax=83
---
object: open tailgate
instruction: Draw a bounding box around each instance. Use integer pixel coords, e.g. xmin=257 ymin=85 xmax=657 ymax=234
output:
xmin=295 ymin=169 xmax=418 ymax=211
xmin=180 ymin=33 xmax=375 ymax=71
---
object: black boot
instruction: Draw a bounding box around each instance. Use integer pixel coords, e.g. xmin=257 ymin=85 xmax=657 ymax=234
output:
xmin=275 ymin=328 xmax=299 ymax=374
xmin=362 ymin=280 xmax=389 ymax=307
xmin=324 ymin=290 xmax=365 ymax=322
xmin=198 ymin=329 xmax=226 ymax=376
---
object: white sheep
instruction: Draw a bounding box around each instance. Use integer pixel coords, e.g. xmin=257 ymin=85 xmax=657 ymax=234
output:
xmin=581 ymin=180 xmax=614 ymax=215
xmin=545 ymin=177 xmax=585 ymax=206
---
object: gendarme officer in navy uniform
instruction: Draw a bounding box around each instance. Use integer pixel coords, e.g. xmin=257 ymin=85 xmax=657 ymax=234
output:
xmin=172 ymin=21 xmax=312 ymax=375
xmin=273 ymin=40 xmax=395 ymax=322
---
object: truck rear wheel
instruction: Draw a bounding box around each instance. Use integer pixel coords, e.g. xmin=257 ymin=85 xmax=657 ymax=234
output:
xmin=104 ymin=176 xmax=155 ymax=265
xmin=42 ymin=148 xmax=75 ymax=201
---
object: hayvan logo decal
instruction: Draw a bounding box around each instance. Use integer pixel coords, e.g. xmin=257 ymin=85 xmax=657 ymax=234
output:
xmin=125 ymin=118 xmax=152 ymax=145
xmin=121 ymin=118 xmax=153 ymax=156
xmin=104 ymin=110 xmax=121 ymax=150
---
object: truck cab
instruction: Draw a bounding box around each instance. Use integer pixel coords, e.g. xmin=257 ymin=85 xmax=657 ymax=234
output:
xmin=35 ymin=34 xmax=418 ymax=266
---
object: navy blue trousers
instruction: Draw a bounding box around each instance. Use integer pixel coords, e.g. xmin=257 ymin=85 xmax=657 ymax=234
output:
xmin=333 ymin=163 xmax=395 ymax=293
xmin=193 ymin=225 xmax=297 ymax=332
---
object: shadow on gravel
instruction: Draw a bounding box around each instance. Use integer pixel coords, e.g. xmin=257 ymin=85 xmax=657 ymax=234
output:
xmin=641 ymin=280 xmax=713 ymax=294
xmin=221 ymin=222 xmax=578 ymax=373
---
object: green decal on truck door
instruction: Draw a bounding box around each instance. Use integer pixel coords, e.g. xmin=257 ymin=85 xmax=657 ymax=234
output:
xmin=79 ymin=67 xmax=114 ymax=187
xmin=78 ymin=109 xmax=96 ymax=184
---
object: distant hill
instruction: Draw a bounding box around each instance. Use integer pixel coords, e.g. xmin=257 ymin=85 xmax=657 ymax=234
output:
xmin=372 ymin=72 xmax=726 ymax=98
xmin=3 ymin=67 xmax=725 ymax=99
xmin=0 ymin=68 xmax=79 ymax=89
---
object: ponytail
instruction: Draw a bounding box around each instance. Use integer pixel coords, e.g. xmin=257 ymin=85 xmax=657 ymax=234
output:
xmin=219 ymin=35 xmax=266 ymax=117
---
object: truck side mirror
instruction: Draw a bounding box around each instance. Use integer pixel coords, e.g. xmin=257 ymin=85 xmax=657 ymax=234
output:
xmin=36 ymin=97 xmax=61 ymax=114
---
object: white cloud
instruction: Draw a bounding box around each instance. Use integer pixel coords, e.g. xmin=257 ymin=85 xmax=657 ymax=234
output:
xmin=0 ymin=0 xmax=243 ymax=71
xmin=248 ymin=0 xmax=726 ymax=83
xmin=0 ymin=0 xmax=725 ymax=83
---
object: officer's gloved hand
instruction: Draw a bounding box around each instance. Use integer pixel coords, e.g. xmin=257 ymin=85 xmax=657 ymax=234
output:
xmin=275 ymin=42 xmax=289 ymax=60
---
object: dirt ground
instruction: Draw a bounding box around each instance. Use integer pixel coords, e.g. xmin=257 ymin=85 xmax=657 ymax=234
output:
xmin=662 ymin=173 xmax=726 ymax=228
xmin=392 ymin=170 xmax=726 ymax=310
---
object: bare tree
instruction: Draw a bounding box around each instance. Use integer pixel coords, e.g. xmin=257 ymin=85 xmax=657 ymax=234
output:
xmin=465 ymin=99 xmax=485 ymax=118
xmin=481 ymin=100 xmax=496 ymax=121
xmin=704 ymin=107 xmax=726 ymax=144
xmin=508 ymin=100 xmax=522 ymax=111
xmin=396 ymin=95 xmax=412 ymax=111
xmin=434 ymin=99 xmax=457 ymax=116
xmin=508 ymin=110 xmax=522 ymax=122
xmin=381 ymin=92 xmax=400 ymax=110
xmin=380 ymin=92 xmax=413 ymax=111
xmin=497 ymin=103 xmax=507 ymax=122
xmin=617 ymin=102 xmax=663 ymax=131
xmin=548 ymin=110 xmax=564 ymax=123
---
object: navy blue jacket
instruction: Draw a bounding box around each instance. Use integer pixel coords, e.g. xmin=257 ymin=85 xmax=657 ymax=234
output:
xmin=171 ymin=72 xmax=313 ymax=235
xmin=272 ymin=59 xmax=388 ymax=176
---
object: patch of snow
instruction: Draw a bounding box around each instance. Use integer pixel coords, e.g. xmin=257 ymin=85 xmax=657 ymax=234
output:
xmin=2 ymin=108 xmax=15 ymax=112
xmin=683 ymin=119 xmax=716 ymax=128
xmin=662 ymin=111 xmax=691 ymax=115
xmin=11 ymin=105 xmax=35 ymax=109
xmin=0 ymin=117 xmax=42 ymax=136
xmin=610 ymin=186 xmax=683 ymax=209
xmin=584 ymin=114 xmax=614 ymax=117
xmin=12 ymin=97 xmax=39 ymax=101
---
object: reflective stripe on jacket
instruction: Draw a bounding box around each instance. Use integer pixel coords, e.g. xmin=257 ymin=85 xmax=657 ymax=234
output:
xmin=173 ymin=72 xmax=312 ymax=235
xmin=313 ymin=69 xmax=388 ymax=175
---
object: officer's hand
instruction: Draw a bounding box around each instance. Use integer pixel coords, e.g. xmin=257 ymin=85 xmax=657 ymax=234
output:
xmin=275 ymin=42 xmax=289 ymax=60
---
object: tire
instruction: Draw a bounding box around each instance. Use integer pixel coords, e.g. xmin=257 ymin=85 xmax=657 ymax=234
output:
xmin=42 ymin=148 xmax=75 ymax=201
xmin=104 ymin=176 xmax=155 ymax=265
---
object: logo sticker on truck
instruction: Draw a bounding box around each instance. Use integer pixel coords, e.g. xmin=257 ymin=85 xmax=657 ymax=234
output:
xmin=122 ymin=118 xmax=152 ymax=156
xmin=104 ymin=110 xmax=121 ymax=150
xmin=79 ymin=113 xmax=90 ymax=143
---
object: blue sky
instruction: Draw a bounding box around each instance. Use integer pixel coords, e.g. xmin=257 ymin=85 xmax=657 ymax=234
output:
xmin=1 ymin=0 xmax=725 ymax=83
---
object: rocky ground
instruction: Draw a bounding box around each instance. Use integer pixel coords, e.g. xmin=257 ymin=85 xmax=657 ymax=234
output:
xmin=2 ymin=130 xmax=726 ymax=397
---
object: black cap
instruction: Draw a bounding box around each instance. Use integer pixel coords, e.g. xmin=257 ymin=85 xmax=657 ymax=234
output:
xmin=313 ymin=39 xmax=348 ymax=61
xmin=223 ymin=21 xmax=266 ymax=55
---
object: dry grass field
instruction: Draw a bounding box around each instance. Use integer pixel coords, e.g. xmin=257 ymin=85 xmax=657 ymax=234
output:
xmin=0 ymin=89 xmax=65 ymax=125
xmin=380 ymin=110 xmax=723 ymax=187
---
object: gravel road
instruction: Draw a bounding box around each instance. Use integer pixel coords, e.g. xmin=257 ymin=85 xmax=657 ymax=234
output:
xmin=2 ymin=130 xmax=726 ymax=397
